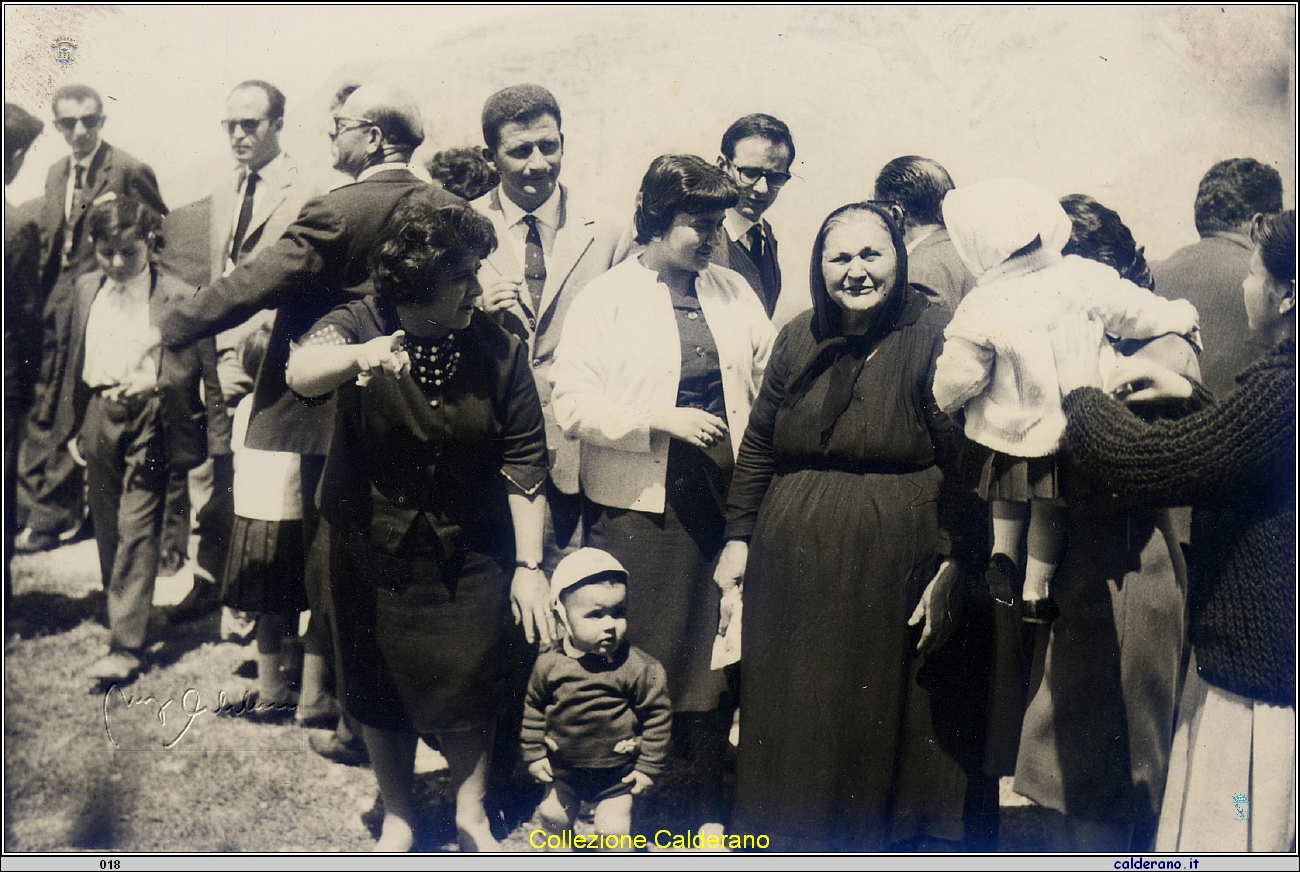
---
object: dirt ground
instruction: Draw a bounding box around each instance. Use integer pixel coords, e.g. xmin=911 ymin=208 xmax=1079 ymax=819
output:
xmin=4 ymin=536 xmax=1065 ymax=854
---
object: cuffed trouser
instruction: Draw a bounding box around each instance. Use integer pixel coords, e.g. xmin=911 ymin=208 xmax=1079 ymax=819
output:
xmin=83 ymin=392 xmax=166 ymax=651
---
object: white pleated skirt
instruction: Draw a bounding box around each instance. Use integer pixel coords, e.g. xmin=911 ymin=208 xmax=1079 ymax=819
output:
xmin=1156 ymin=652 xmax=1296 ymax=852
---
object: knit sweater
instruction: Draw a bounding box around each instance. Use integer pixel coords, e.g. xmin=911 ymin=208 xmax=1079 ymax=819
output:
xmin=521 ymin=643 xmax=672 ymax=776
xmin=1061 ymin=341 xmax=1296 ymax=705
xmin=933 ymin=251 xmax=1199 ymax=457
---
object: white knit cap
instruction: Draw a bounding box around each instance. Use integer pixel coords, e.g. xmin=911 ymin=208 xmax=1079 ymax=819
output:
xmin=550 ymin=547 xmax=629 ymax=605
xmin=943 ymin=177 xmax=1072 ymax=279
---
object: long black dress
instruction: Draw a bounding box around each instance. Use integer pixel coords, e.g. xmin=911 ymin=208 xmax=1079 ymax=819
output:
xmin=726 ymin=291 xmax=983 ymax=850
xmin=305 ymin=299 xmax=548 ymax=735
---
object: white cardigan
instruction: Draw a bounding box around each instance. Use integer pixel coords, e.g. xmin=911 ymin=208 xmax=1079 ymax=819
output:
xmin=550 ymin=257 xmax=775 ymax=513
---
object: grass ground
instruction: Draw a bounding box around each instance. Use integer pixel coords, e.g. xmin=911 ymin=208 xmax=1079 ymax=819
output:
xmin=5 ymin=539 xmax=1056 ymax=853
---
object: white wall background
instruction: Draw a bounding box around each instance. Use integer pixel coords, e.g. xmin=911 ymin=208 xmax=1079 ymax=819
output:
xmin=5 ymin=5 xmax=1294 ymax=324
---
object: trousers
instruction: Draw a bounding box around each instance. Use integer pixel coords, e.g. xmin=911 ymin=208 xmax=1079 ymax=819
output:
xmin=83 ymin=392 xmax=166 ymax=650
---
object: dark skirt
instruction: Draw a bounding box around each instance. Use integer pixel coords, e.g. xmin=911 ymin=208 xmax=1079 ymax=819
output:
xmin=584 ymin=438 xmax=731 ymax=714
xmin=978 ymin=452 xmax=1061 ymax=502
xmin=328 ymin=519 xmax=510 ymax=735
xmin=221 ymin=516 xmax=308 ymax=614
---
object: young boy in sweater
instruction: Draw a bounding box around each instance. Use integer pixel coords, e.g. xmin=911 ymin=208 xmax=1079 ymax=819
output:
xmin=522 ymin=548 xmax=672 ymax=845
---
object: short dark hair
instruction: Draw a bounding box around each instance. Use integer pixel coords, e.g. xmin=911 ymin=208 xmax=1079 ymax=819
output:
xmin=634 ymin=154 xmax=739 ymax=245
xmin=873 ymin=156 xmax=955 ymax=228
xmin=1254 ymin=209 xmax=1296 ymax=286
xmin=720 ymin=113 xmax=795 ymax=165
xmin=238 ymin=321 xmax=272 ymax=384
xmin=1060 ymin=194 xmax=1154 ymax=290
xmin=52 ymin=84 xmax=103 ymax=116
xmin=481 ymin=84 xmax=561 ymax=152
xmin=232 ymin=79 xmax=286 ymax=121
xmin=370 ymin=195 xmax=497 ymax=305
xmin=425 ymin=147 xmax=500 ymax=202
xmin=86 ymin=195 xmax=162 ymax=246
xmin=1194 ymin=158 xmax=1284 ymax=236
xmin=5 ymin=103 xmax=44 ymax=156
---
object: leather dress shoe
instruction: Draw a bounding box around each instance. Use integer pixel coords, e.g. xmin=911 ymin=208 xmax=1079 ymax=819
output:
xmin=86 ymin=648 xmax=144 ymax=683
xmin=309 ymin=731 xmax=371 ymax=766
xmin=14 ymin=528 xmax=59 ymax=554
xmin=165 ymin=578 xmax=222 ymax=623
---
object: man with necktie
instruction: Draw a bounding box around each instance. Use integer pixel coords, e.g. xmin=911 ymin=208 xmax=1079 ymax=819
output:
xmin=712 ymin=113 xmax=795 ymax=319
xmin=16 ymin=84 xmax=167 ymax=554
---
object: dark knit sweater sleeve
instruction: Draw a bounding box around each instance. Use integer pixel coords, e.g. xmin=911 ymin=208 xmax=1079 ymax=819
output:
xmin=520 ymin=655 xmax=553 ymax=765
xmin=1060 ymin=367 xmax=1295 ymax=506
xmin=629 ymin=650 xmax=672 ymax=778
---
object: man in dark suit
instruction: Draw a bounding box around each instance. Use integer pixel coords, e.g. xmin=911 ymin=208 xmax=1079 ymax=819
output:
xmin=16 ymin=84 xmax=167 ymax=553
xmin=711 ymin=114 xmax=795 ymax=318
xmin=873 ymin=155 xmax=976 ymax=310
xmin=1153 ymin=158 xmax=1283 ymax=395
xmin=159 ymin=84 xmax=458 ymax=760
xmin=5 ymin=103 xmax=45 ymax=598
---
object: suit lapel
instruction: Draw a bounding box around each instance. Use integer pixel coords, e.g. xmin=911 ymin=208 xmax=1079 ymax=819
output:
xmin=539 ymin=187 xmax=594 ymax=321
xmin=478 ymin=188 xmax=529 ymax=312
xmin=246 ymin=160 xmax=293 ymax=244
xmin=210 ymin=169 xmax=238 ymax=278
xmin=83 ymin=143 xmax=114 ymax=205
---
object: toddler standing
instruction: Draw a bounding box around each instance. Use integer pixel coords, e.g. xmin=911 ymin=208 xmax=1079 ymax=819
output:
xmin=522 ymin=548 xmax=672 ymax=845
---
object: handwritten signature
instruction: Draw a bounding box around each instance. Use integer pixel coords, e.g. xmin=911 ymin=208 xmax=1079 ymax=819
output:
xmin=103 ymin=684 xmax=297 ymax=749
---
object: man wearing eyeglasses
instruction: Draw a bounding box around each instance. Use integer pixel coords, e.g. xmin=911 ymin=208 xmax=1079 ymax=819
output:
xmin=713 ymin=114 xmax=795 ymax=319
xmin=15 ymin=84 xmax=167 ymax=554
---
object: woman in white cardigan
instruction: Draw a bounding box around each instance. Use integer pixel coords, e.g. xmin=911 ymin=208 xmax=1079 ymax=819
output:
xmin=550 ymin=154 xmax=774 ymax=836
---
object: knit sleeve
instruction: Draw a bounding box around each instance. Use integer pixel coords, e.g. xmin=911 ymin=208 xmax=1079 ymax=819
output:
xmin=924 ymin=314 xmax=983 ymax=568
xmin=931 ymin=293 xmax=995 ymax=415
xmin=630 ymin=654 xmax=673 ymax=778
xmin=519 ymin=657 xmax=552 ymax=764
xmin=1061 ymin=363 xmax=1295 ymax=505
xmin=1083 ymin=260 xmax=1199 ymax=342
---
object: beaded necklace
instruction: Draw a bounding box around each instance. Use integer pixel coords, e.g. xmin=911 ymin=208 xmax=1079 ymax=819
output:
xmin=406 ymin=331 xmax=461 ymax=408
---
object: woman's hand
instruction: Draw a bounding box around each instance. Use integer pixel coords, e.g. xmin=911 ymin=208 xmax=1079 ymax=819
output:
xmin=908 ymin=559 xmax=959 ymax=655
xmin=714 ymin=539 xmax=748 ymax=636
xmin=1108 ymin=356 xmax=1194 ymax=404
xmin=653 ymin=407 xmax=728 ymax=449
xmin=355 ymin=330 xmax=410 ymax=385
xmin=1050 ymin=313 xmax=1106 ymax=396
xmin=511 ymin=566 xmax=556 ymax=647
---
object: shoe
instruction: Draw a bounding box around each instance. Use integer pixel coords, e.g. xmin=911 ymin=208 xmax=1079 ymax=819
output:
xmin=165 ymin=578 xmax=222 ymax=624
xmin=156 ymin=549 xmax=187 ymax=578
xmin=309 ymin=730 xmax=371 ymax=766
xmin=296 ymin=704 xmax=340 ymax=731
xmin=86 ymin=648 xmax=144 ymax=683
xmin=985 ymin=553 xmax=1020 ymax=608
xmin=1022 ymin=596 xmax=1060 ymax=625
xmin=14 ymin=527 xmax=59 ymax=554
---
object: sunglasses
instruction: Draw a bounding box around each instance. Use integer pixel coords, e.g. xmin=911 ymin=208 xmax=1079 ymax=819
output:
xmin=222 ymin=117 xmax=268 ymax=136
xmin=54 ymin=114 xmax=103 ymax=133
xmin=730 ymin=163 xmax=792 ymax=189
xmin=330 ymin=116 xmax=376 ymax=139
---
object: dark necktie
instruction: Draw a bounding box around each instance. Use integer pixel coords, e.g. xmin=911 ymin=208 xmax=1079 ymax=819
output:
xmin=63 ymin=164 xmax=87 ymax=266
xmin=230 ymin=171 xmax=259 ymax=264
xmin=746 ymin=222 xmax=780 ymax=317
xmin=522 ymin=214 xmax=546 ymax=315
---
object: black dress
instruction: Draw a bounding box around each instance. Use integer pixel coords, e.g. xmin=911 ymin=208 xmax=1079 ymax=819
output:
xmin=305 ymin=299 xmax=548 ymax=735
xmin=725 ymin=292 xmax=983 ymax=850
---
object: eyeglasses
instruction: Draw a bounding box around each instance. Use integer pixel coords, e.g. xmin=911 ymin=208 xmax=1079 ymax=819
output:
xmin=330 ymin=116 xmax=376 ymax=140
xmin=222 ymin=117 xmax=268 ymax=136
xmin=54 ymin=114 xmax=103 ymax=133
xmin=729 ymin=163 xmax=792 ymax=190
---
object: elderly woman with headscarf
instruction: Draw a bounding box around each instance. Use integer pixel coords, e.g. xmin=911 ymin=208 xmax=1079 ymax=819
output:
xmin=714 ymin=201 xmax=987 ymax=851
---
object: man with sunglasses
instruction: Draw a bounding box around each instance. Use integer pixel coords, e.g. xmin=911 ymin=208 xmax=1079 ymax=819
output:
xmin=15 ymin=84 xmax=167 ymax=554
xmin=712 ymin=114 xmax=795 ymax=319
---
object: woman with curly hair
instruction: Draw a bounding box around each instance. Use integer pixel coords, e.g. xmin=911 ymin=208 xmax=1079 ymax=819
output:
xmin=287 ymin=194 xmax=553 ymax=851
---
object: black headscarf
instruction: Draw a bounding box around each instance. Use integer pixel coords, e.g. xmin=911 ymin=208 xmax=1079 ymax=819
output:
xmin=784 ymin=202 xmax=910 ymax=446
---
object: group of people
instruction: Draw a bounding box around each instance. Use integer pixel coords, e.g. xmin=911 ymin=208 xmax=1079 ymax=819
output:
xmin=3 ymin=75 xmax=1293 ymax=854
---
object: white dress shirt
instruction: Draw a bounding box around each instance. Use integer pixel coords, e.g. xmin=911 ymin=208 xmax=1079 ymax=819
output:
xmin=82 ymin=267 xmax=159 ymax=391
xmin=497 ymin=183 xmax=562 ymax=267
xmin=723 ymin=208 xmax=758 ymax=250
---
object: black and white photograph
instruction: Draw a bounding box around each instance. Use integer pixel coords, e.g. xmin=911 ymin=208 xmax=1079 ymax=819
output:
xmin=3 ymin=4 xmax=1296 ymax=863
